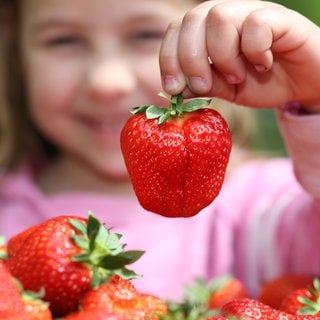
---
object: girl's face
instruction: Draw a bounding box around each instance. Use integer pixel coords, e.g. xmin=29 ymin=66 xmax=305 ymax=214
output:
xmin=20 ymin=0 xmax=194 ymax=182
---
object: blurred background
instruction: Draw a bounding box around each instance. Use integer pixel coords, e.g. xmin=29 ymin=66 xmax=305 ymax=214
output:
xmin=250 ymin=0 xmax=320 ymax=156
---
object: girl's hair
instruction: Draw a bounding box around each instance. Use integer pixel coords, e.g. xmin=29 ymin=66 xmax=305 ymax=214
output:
xmin=0 ymin=1 xmax=57 ymax=170
xmin=0 ymin=0 xmax=256 ymax=171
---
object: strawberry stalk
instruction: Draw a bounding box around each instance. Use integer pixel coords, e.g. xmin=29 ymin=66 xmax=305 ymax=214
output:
xmin=132 ymin=92 xmax=212 ymax=124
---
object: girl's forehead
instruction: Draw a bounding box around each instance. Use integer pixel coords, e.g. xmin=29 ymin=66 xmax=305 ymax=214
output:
xmin=20 ymin=0 xmax=196 ymax=32
xmin=22 ymin=0 xmax=195 ymax=19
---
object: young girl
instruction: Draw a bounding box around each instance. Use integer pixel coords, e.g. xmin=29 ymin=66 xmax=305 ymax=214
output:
xmin=0 ymin=0 xmax=320 ymax=300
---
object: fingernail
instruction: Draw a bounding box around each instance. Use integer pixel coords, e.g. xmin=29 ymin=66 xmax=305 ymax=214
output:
xmin=163 ymin=75 xmax=181 ymax=92
xmin=188 ymin=77 xmax=207 ymax=92
xmin=254 ymin=64 xmax=267 ymax=73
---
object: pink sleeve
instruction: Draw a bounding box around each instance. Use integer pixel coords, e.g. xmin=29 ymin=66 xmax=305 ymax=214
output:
xmin=277 ymin=106 xmax=320 ymax=198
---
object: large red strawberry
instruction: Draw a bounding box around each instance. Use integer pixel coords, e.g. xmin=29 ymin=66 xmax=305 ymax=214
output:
xmin=21 ymin=287 xmax=53 ymax=320
xmin=0 ymin=260 xmax=27 ymax=319
xmin=63 ymin=309 xmax=124 ymax=320
xmin=80 ymin=274 xmax=168 ymax=320
xmin=221 ymin=298 xmax=320 ymax=319
xmin=7 ymin=213 xmax=144 ymax=317
xmin=259 ymin=274 xmax=313 ymax=310
xmin=183 ymin=275 xmax=249 ymax=311
xmin=121 ymin=93 xmax=231 ymax=218
xmin=280 ymin=278 xmax=320 ymax=315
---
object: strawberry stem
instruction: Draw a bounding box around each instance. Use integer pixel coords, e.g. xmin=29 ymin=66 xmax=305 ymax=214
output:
xmin=131 ymin=92 xmax=212 ymax=124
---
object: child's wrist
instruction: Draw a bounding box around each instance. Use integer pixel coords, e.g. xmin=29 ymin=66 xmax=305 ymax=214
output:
xmin=280 ymin=101 xmax=320 ymax=115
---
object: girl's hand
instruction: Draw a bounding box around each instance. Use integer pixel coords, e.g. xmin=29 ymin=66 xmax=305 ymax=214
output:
xmin=159 ymin=0 xmax=320 ymax=110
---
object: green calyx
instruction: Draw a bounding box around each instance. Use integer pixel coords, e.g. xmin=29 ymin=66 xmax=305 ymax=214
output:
xmin=131 ymin=92 xmax=212 ymax=124
xmin=297 ymin=278 xmax=320 ymax=315
xmin=159 ymin=277 xmax=226 ymax=320
xmin=69 ymin=211 xmax=144 ymax=288
xmin=0 ymin=235 xmax=7 ymax=261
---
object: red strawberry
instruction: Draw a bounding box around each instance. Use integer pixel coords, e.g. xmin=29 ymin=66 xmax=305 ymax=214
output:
xmin=280 ymin=278 xmax=320 ymax=315
xmin=182 ymin=275 xmax=249 ymax=312
xmin=207 ymin=276 xmax=249 ymax=309
xmin=7 ymin=223 xmax=40 ymax=256
xmin=221 ymin=298 xmax=320 ymax=319
xmin=21 ymin=288 xmax=53 ymax=320
xmin=121 ymin=93 xmax=231 ymax=218
xmin=0 ymin=260 xmax=27 ymax=319
xmin=63 ymin=309 xmax=124 ymax=320
xmin=7 ymin=213 xmax=144 ymax=317
xmin=259 ymin=274 xmax=313 ymax=310
xmin=80 ymin=274 xmax=168 ymax=319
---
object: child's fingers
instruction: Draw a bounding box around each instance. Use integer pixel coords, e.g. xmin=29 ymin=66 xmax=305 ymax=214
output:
xmin=240 ymin=8 xmax=286 ymax=73
xmin=176 ymin=8 xmax=214 ymax=95
xmin=205 ymin=4 xmax=247 ymax=85
xmin=159 ymin=20 xmax=187 ymax=95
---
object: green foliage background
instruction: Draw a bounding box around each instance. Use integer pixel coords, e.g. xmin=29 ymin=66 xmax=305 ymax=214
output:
xmin=250 ymin=0 xmax=320 ymax=156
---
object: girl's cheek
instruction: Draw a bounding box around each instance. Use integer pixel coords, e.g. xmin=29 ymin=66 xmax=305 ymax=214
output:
xmin=27 ymin=57 xmax=82 ymax=109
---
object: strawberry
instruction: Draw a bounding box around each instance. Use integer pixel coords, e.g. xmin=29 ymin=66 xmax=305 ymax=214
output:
xmin=80 ymin=274 xmax=168 ymax=319
xmin=280 ymin=278 xmax=320 ymax=315
xmin=63 ymin=309 xmax=124 ymax=320
xmin=181 ymin=275 xmax=249 ymax=312
xmin=207 ymin=275 xmax=249 ymax=309
xmin=0 ymin=260 xmax=27 ymax=319
xmin=259 ymin=274 xmax=313 ymax=310
xmin=160 ymin=276 xmax=245 ymax=320
xmin=221 ymin=298 xmax=320 ymax=319
xmin=7 ymin=212 xmax=144 ymax=317
xmin=21 ymin=288 xmax=53 ymax=320
xmin=120 ymin=93 xmax=231 ymax=218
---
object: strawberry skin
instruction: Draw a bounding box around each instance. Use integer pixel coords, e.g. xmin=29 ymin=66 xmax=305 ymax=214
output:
xmin=259 ymin=274 xmax=313 ymax=310
xmin=121 ymin=94 xmax=231 ymax=218
xmin=81 ymin=275 xmax=167 ymax=319
xmin=281 ymin=288 xmax=314 ymax=315
xmin=7 ymin=216 xmax=90 ymax=317
xmin=280 ymin=278 xmax=320 ymax=315
xmin=221 ymin=298 xmax=320 ymax=319
xmin=63 ymin=309 xmax=125 ymax=320
xmin=208 ymin=276 xmax=249 ymax=309
xmin=0 ymin=260 xmax=27 ymax=319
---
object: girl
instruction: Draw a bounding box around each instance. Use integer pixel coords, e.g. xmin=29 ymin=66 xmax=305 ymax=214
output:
xmin=0 ymin=0 xmax=320 ymax=300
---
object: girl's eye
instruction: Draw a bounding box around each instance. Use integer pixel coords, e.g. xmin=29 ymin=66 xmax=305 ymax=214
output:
xmin=128 ymin=31 xmax=165 ymax=53
xmin=129 ymin=31 xmax=164 ymax=42
xmin=47 ymin=36 xmax=84 ymax=47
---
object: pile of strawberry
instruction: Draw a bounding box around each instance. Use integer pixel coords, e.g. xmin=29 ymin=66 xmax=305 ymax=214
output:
xmin=0 ymin=213 xmax=167 ymax=320
xmin=1 ymin=213 xmax=320 ymax=320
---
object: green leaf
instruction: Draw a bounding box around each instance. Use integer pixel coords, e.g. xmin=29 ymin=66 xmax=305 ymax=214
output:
xmin=98 ymin=250 xmax=144 ymax=269
xmin=145 ymin=105 xmax=167 ymax=119
xmin=68 ymin=218 xmax=87 ymax=236
xmin=182 ymin=99 xmax=212 ymax=112
xmin=87 ymin=212 xmax=102 ymax=247
xmin=157 ymin=91 xmax=170 ymax=101
xmin=115 ymin=267 xmax=142 ymax=280
xmin=131 ymin=105 xmax=150 ymax=114
xmin=158 ymin=111 xmax=171 ymax=124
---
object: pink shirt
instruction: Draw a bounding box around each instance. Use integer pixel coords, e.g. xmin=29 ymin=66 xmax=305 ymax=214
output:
xmin=0 ymin=107 xmax=320 ymax=300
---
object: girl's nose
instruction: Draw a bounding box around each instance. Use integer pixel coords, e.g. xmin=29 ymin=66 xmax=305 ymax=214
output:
xmin=88 ymin=58 xmax=136 ymax=101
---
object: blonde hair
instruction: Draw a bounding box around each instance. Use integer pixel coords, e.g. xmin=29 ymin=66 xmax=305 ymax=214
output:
xmin=0 ymin=0 xmax=257 ymax=171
